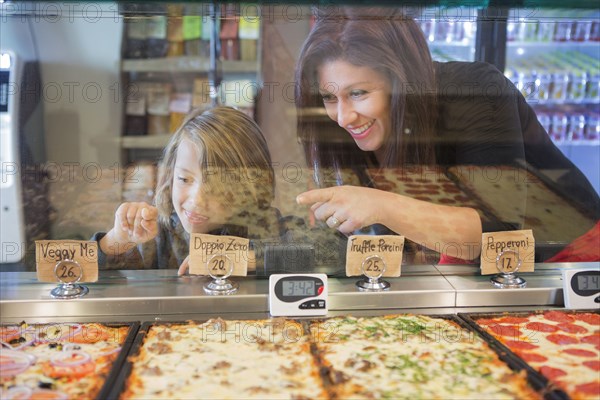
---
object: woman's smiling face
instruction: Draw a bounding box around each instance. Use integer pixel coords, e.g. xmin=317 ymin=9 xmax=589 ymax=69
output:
xmin=318 ymin=59 xmax=392 ymax=154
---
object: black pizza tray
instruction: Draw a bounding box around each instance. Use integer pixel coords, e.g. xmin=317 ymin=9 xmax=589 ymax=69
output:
xmin=0 ymin=321 xmax=140 ymax=400
xmin=109 ymin=321 xmax=153 ymax=400
xmin=108 ymin=314 xmax=570 ymax=399
xmin=95 ymin=322 xmax=141 ymax=400
xmin=459 ymin=309 xmax=600 ymax=400
xmin=514 ymin=159 xmax=599 ymax=221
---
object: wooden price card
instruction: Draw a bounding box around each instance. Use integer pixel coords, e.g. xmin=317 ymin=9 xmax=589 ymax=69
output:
xmin=480 ymin=229 xmax=535 ymax=275
xmin=35 ymin=240 xmax=98 ymax=283
xmin=189 ymin=234 xmax=249 ymax=277
xmin=345 ymin=235 xmax=404 ymax=277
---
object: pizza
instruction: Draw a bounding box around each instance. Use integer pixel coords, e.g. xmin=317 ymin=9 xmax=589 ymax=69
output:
xmin=473 ymin=310 xmax=600 ymax=399
xmin=310 ymin=314 xmax=540 ymax=399
xmin=447 ymin=165 xmax=596 ymax=246
xmin=122 ymin=315 xmax=540 ymax=399
xmin=366 ymin=166 xmax=481 ymax=209
xmin=121 ymin=318 xmax=327 ymax=399
xmin=0 ymin=322 xmax=131 ymax=399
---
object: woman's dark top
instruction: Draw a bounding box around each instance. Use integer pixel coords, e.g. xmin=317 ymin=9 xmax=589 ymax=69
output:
xmin=299 ymin=61 xmax=599 ymax=268
xmin=434 ymin=61 xmax=599 ymax=260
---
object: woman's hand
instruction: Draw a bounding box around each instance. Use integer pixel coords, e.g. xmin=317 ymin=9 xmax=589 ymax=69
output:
xmin=297 ymin=184 xmax=483 ymax=260
xmin=296 ymin=186 xmax=384 ymax=234
xmin=100 ymin=202 xmax=159 ymax=256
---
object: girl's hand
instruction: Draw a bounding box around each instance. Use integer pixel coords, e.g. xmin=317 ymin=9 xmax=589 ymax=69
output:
xmin=177 ymin=255 xmax=190 ymax=276
xmin=296 ymin=186 xmax=384 ymax=234
xmin=112 ymin=202 xmax=159 ymax=244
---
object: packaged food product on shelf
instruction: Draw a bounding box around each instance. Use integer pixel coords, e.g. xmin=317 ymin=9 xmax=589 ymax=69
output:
xmin=568 ymin=113 xmax=587 ymax=140
xmin=551 ymin=112 xmax=569 ymax=141
xmin=146 ymin=16 xmax=169 ymax=58
xmin=586 ymin=113 xmax=600 ymax=140
xmin=124 ymin=18 xmax=147 ymax=59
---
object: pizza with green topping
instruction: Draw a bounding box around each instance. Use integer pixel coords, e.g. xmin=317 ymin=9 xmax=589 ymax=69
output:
xmin=310 ymin=315 xmax=540 ymax=399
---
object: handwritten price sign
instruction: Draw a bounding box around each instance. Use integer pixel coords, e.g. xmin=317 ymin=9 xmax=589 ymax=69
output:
xmin=345 ymin=235 xmax=404 ymax=277
xmin=36 ymin=241 xmax=98 ymax=283
xmin=480 ymin=230 xmax=535 ymax=275
xmin=189 ymin=234 xmax=249 ymax=277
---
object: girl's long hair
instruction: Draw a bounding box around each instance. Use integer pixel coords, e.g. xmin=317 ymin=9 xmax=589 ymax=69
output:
xmin=295 ymin=7 xmax=437 ymax=186
xmin=154 ymin=106 xmax=275 ymax=228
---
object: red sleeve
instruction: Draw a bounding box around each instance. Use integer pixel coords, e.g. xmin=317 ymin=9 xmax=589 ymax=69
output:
xmin=544 ymin=221 xmax=600 ymax=262
xmin=438 ymin=254 xmax=477 ymax=265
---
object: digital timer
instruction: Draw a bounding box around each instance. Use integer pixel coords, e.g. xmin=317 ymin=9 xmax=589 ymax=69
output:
xmin=269 ymin=274 xmax=328 ymax=316
xmin=562 ymin=268 xmax=600 ymax=309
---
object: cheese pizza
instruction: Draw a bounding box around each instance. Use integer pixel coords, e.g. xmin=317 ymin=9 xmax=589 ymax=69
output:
xmin=0 ymin=322 xmax=131 ymax=399
xmin=310 ymin=314 xmax=540 ymax=400
xmin=474 ymin=310 xmax=600 ymax=400
xmin=121 ymin=318 xmax=327 ymax=399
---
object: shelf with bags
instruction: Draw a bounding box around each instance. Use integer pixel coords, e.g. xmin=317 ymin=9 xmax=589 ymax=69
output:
xmin=118 ymin=3 xmax=262 ymax=160
xmin=120 ymin=134 xmax=172 ymax=149
xmin=121 ymin=57 xmax=259 ymax=74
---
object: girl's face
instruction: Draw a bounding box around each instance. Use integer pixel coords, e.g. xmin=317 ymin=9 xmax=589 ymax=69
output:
xmin=172 ymin=138 xmax=233 ymax=234
xmin=318 ymin=60 xmax=392 ymax=155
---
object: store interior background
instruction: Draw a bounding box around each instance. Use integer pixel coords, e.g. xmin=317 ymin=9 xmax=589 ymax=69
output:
xmin=1 ymin=2 xmax=598 ymax=263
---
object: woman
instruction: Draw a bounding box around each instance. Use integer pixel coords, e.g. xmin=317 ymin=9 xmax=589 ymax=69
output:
xmin=295 ymin=7 xmax=599 ymax=262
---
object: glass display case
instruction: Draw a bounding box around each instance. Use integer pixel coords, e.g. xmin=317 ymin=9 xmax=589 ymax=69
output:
xmin=1 ymin=2 xmax=599 ymax=399
xmin=0 ymin=1 xmax=598 ymax=269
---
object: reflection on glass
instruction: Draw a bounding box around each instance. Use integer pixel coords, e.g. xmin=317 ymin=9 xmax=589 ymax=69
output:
xmin=0 ymin=3 xmax=598 ymax=270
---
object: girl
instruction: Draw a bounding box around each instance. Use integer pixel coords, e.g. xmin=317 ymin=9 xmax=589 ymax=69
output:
xmin=95 ymin=106 xmax=280 ymax=272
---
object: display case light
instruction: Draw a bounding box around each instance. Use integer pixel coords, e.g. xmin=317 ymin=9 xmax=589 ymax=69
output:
xmin=0 ymin=53 xmax=10 ymax=69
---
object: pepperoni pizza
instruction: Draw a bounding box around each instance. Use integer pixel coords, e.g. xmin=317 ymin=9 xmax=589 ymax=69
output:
xmin=474 ymin=310 xmax=600 ymax=399
xmin=447 ymin=166 xmax=596 ymax=246
xmin=367 ymin=166 xmax=481 ymax=208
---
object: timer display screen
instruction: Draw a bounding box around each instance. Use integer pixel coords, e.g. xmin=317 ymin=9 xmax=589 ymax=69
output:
xmin=577 ymin=275 xmax=600 ymax=291
xmin=282 ymin=280 xmax=315 ymax=297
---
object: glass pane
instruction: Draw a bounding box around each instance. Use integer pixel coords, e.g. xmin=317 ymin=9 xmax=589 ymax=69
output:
xmin=1 ymin=2 xmax=598 ymax=272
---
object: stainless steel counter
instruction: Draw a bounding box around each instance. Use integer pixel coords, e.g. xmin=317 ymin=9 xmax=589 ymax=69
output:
xmin=1 ymin=262 xmax=598 ymax=322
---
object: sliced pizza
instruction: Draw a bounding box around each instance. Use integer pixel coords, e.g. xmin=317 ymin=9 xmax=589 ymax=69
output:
xmin=473 ymin=310 xmax=600 ymax=399
xmin=310 ymin=314 xmax=540 ymax=399
xmin=0 ymin=322 xmax=131 ymax=399
xmin=366 ymin=166 xmax=480 ymax=208
xmin=121 ymin=318 xmax=328 ymax=399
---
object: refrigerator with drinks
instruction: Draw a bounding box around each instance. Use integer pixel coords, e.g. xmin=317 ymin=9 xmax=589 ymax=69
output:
xmin=504 ymin=8 xmax=599 ymax=194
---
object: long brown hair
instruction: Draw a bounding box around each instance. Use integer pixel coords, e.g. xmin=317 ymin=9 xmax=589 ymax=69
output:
xmin=155 ymin=106 xmax=275 ymax=228
xmin=295 ymin=7 xmax=437 ymax=185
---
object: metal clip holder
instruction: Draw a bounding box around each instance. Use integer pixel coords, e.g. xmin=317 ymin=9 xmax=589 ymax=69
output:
xmin=204 ymin=254 xmax=238 ymax=295
xmin=490 ymin=249 xmax=527 ymax=288
xmin=50 ymin=259 xmax=89 ymax=299
xmin=356 ymin=255 xmax=391 ymax=292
